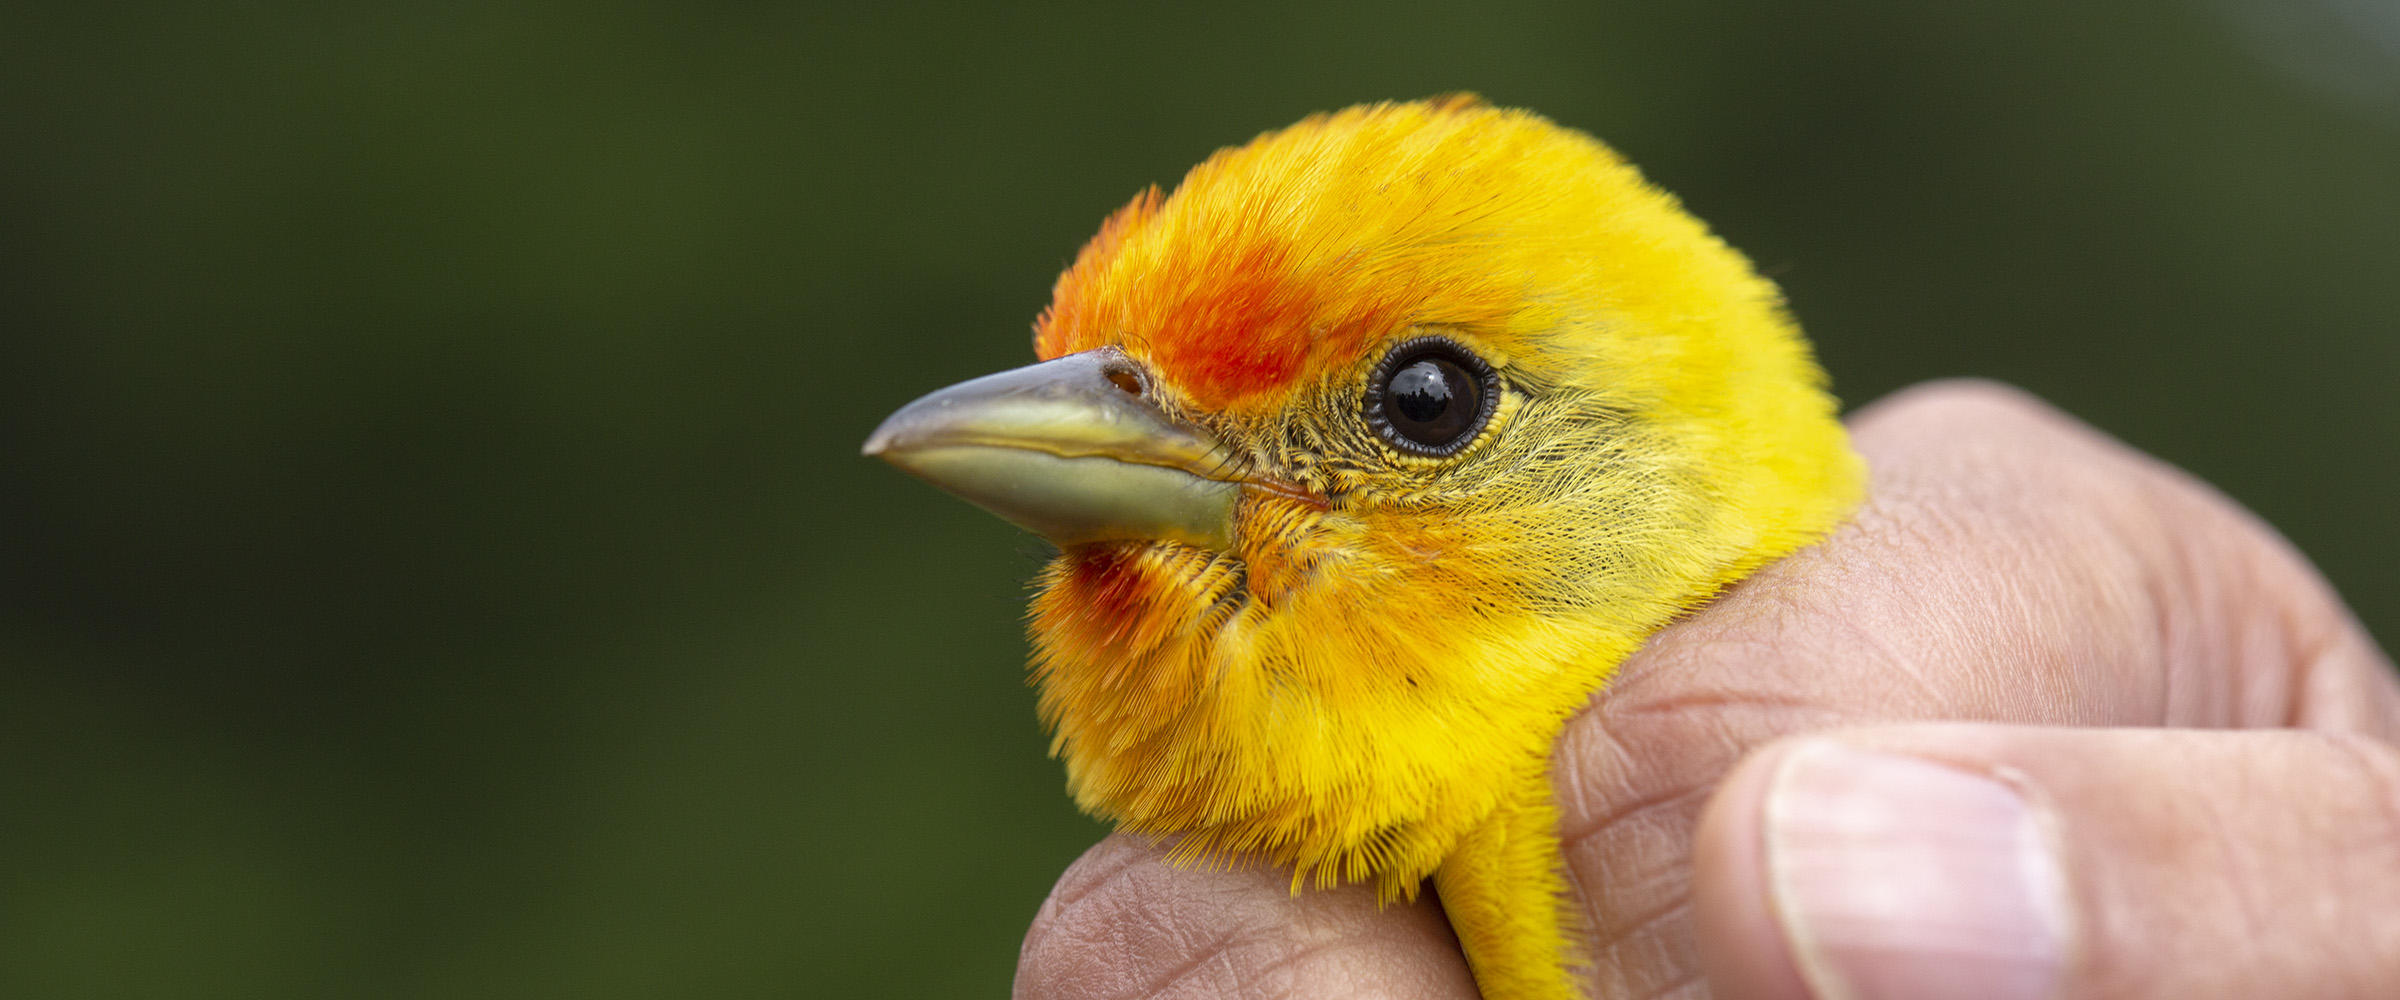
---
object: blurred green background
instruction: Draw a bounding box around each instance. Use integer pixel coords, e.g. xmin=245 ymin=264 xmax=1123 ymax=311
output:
xmin=5 ymin=1 xmax=2394 ymax=997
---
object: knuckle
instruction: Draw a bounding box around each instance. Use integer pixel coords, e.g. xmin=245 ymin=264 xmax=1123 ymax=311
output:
xmin=1018 ymin=836 xmax=1381 ymax=1000
xmin=1849 ymin=378 xmax=2140 ymax=489
xmin=1017 ymin=838 xmax=1226 ymax=1000
xmin=1852 ymin=378 xmax=2067 ymax=438
xmin=1844 ymin=378 xmax=2120 ymax=523
xmin=1012 ymin=834 xmax=1459 ymax=997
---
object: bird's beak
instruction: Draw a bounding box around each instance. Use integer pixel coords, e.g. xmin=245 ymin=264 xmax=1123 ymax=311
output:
xmin=862 ymin=347 xmax=1241 ymax=551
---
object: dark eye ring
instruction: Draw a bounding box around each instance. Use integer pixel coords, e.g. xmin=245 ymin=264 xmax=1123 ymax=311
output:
xmin=1362 ymin=336 xmax=1500 ymax=457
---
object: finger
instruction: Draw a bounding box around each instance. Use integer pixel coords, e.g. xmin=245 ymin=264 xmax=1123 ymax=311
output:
xmin=1694 ymin=724 xmax=2400 ymax=1000
xmin=1013 ymin=834 xmax=1478 ymax=1000
xmin=1549 ymin=381 xmax=2399 ymax=997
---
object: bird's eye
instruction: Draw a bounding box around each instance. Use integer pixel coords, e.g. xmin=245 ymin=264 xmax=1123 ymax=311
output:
xmin=1364 ymin=337 xmax=1498 ymax=457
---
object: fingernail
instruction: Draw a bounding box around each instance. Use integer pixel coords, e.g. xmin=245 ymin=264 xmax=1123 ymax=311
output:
xmin=1764 ymin=741 xmax=2069 ymax=1000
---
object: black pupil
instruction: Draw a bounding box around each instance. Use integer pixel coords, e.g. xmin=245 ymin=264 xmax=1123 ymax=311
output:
xmin=1383 ymin=355 xmax=1477 ymax=446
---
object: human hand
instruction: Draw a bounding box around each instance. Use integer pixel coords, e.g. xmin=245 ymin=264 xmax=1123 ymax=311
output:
xmin=1011 ymin=381 xmax=2400 ymax=1000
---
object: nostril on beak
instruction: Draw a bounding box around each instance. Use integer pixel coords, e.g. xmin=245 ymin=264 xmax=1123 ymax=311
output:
xmin=1102 ymin=365 xmax=1147 ymax=399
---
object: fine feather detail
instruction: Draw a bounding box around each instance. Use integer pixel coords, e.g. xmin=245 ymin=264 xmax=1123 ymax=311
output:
xmin=1019 ymin=98 xmax=1864 ymax=1000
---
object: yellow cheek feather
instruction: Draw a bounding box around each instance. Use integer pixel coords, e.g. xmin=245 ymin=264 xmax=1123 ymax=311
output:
xmin=997 ymin=97 xmax=1865 ymax=1000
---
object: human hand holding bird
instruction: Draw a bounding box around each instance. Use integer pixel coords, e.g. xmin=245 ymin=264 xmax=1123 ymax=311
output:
xmin=1010 ymin=381 xmax=2400 ymax=1000
xmin=867 ymin=99 xmax=2400 ymax=999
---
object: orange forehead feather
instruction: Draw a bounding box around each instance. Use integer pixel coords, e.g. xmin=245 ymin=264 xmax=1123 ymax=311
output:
xmin=1033 ymin=98 xmax=1584 ymax=413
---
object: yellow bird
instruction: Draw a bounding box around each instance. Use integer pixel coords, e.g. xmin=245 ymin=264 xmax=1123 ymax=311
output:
xmin=865 ymin=96 xmax=1863 ymax=999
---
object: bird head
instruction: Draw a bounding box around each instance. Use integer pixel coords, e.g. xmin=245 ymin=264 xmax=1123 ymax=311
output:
xmin=866 ymin=98 xmax=1862 ymax=886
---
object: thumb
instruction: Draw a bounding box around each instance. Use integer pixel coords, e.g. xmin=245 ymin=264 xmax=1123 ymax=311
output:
xmin=1692 ymin=724 xmax=2400 ymax=1000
